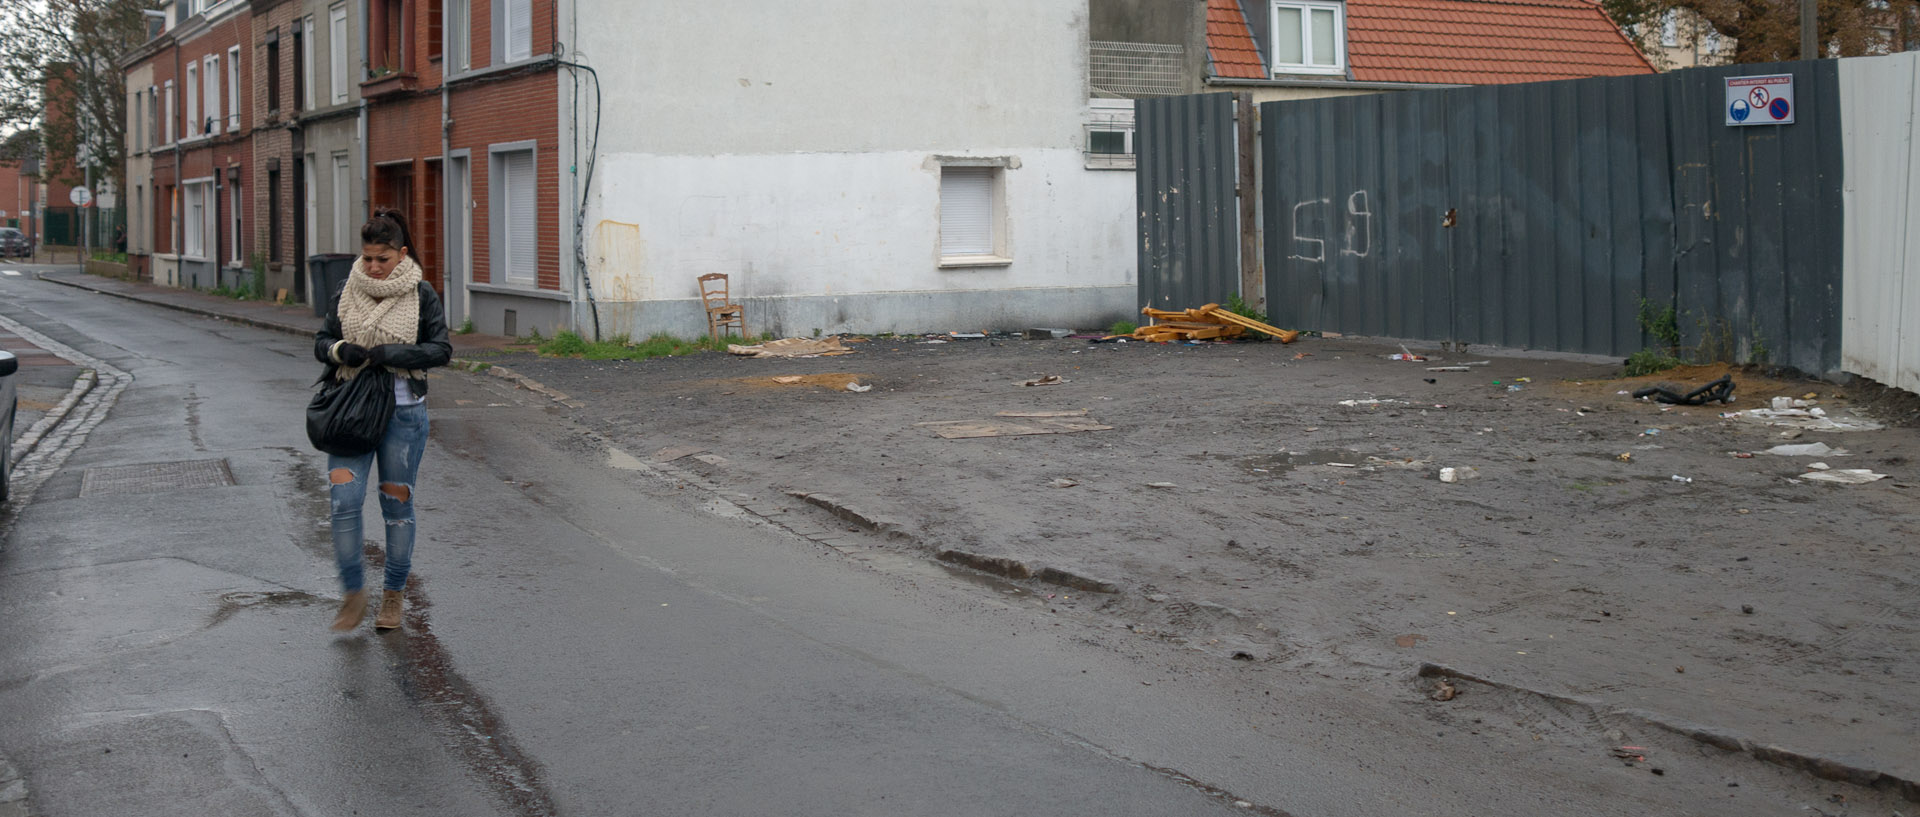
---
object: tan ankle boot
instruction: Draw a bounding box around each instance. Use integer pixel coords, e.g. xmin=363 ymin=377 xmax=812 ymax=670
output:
xmin=374 ymin=589 xmax=404 ymax=630
xmin=330 ymin=590 xmax=368 ymax=631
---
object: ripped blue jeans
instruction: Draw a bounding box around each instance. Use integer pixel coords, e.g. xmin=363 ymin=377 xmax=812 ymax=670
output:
xmin=327 ymin=403 xmax=429 ymax=593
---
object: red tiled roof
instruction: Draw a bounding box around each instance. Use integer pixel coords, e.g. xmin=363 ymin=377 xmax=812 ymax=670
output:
xmin=1210 ymin=0 xmax=1655 ymax=85
xmin=1207 ymin=0 xmax=1267 ymax=80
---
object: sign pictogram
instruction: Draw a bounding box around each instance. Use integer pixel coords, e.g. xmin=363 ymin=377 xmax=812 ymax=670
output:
xmin=1726 ymin=75 xmax=1794 ymax=126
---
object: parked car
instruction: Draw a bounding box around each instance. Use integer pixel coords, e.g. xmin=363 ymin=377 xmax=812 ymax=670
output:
xmin=0 ymin=349 xmax=15 ymax=503
xmin=0 ymin=227 xmax=30 ymax=258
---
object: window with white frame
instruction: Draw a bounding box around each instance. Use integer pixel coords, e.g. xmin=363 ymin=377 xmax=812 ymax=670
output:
xmin=938 ymin=163 xmax=1008 ymax=264
xmin=332 ymin=152 xmax=352 ymax=251
xmin=490 ymin=144 xmax=538 ymax=284
xmin=329 ymin=5 xmax=348 ymax=104
xmin=1659 ymin=10 xmax=1680 ymax=47
xmin=183 ymin=180 xmax=210 ymax=258
xmin=230 ymin=180 xmax=243 ymax=264
xmin=1085 ymin=99 xmax=1136 ymax=170
xmin=133 ymin=184 xmax=143 ymax=252
xmin=148 ymin=87 xmax=158 ymax=148
xmin=448 ymin=0 xmax=470 ymax=71
xmin=495 ymin=0 xmax=531 ymax=64
xmin=303 ymin=15 xmax=317 ymax=109
xmin=185 ymin=62 xmax=199 ymax=137
xmin=204 ymin=54 xmax=220 ymax=134
xmin=227 ymin=46 xmax=241 ymax=130
xmin=130 ymin=91 xmax=142 ymax=154
xmin=163 ymin=81 xmax=174 ymax=143
xmin=1270 ymin=0 xmax=1345 ymax=75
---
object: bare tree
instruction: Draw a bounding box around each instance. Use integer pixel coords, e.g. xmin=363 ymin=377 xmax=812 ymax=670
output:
xmin=1606 ymin=0 xmax=1920 ymax=63
xmin=0 ymin=0 xmax=160 ymax=193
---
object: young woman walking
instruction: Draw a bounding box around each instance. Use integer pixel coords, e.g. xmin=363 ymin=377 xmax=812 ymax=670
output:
xmin=314 ymin=208 xmax=452 ymax=631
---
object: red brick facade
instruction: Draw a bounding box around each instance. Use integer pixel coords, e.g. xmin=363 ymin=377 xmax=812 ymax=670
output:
xmin=123 ymin=0 xmax=565 ymax=304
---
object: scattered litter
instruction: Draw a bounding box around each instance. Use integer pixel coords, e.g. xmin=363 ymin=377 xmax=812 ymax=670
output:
xmin=1339 ymin=398 xmax=1412 ymax=407
xmin=771 ymin=375 xmax=804 ymax=384
xmin=920 ymin=339 xmax=949 ymax=345
xmin=1431 ymin=681 xmax=1458 ymax=701
xmin=1424 ymin=378 xmax=1437 ymax=384
xmin=1722 ymin=408 xmax=1883 ymax=432
xmin=1024 ymin=328 xmax=1072 ymax=339
xmin=1771 ymin=396 xmax=1815 ymax=410
xmin=1459 ymin=361 xmax=1491 ymax=366
xmin=1641 ymin=428 xmax=1661 ymax=436
xmin=1671 ymin=475 xmax=1693 ymax=483
xmin=845 ymin=382 xmax=872 ymax=393
xmin=1802 ymin=469 xmax=1887 ymax=485
xmin=1428 ymin=366 xmax=1469 ymax=372
xmin=1293 ymin=352 xmax=1312 ymax=360
xmin=997 ymin=409 xmax=1089 ymax=417
xmin=1050 ymin=478 xmax=1079 ymax=488
xmin=1018 ymin=375 xmax=1068 ymax=387
xmin=948 ymin=332 xmax=987 ymax=339
xmin=1764 ymin=442 xmax=1847 ymax=457
xmin=1612 ymin=746 xmax=1648 ymax=763
xmin=1506 ymin=384 xmax=1524 ymax=392
xmin=728 ymin=337 xmax=855 ymax=358
xmin=1394 ymin=634 xmax=1428 ymax=648
xmin=1632 ymin=375 xmax=1735 ymax=405
xmin=1809 ymin=462 xmax=1831 ymax=470
xmin=1327 ymin=462 xmax=1358 ymax=468
xmin=1731 ymin=452 xmax=1754 ymax=458
xmin=1617 ymin=453 xmax=1633 ymax=462
xmin=1742 ymin=605 xmax=1754 ymax=614
xmin=1514 ymin=377 xmax=1532 ymax=383
xmin=1146 ymin=481 xmax=1180 ymax=489
xmin=1439 ymin=466 xmax=1480 ymax=483
xmin=1129 ymin=303 xmax=1301 ymax=343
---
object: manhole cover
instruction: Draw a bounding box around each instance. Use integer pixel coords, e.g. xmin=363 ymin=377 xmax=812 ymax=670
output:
xmin=80 ymin=458 xmax=237 ymax=497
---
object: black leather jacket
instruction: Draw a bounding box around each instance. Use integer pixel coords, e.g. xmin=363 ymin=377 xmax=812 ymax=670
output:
xmin=313 ymin=281 xmax=454 ymax=399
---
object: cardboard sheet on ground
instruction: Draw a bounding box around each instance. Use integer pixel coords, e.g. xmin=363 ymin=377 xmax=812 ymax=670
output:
xmin=1721 ymin=408 xmax=1883 ymax=432
xmin=917 ymin=414 xmax=1112 ymax=439
xmin=727 ymin=337 xmax=854 ymax=358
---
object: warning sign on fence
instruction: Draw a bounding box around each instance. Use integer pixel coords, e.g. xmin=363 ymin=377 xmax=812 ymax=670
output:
xmin=1726 ymin=74 xmax=1794 ymax=126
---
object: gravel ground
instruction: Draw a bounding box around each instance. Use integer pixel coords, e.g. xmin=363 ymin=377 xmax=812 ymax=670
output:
xmin=481 ymin=332 xmax=1920 ymax=798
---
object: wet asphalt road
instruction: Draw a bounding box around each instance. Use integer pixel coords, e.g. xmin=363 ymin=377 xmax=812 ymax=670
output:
xmin=0 ymin=273 xmax=1260 ymax=816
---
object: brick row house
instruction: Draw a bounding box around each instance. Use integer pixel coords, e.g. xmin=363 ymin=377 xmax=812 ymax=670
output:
xmin=121 ymin=0 xmax=556 ymax=327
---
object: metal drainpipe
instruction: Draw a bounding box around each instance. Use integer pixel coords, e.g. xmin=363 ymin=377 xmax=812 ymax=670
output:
xmin=357 ymin=0 xmax=369 ymax=229
xmin=174 ymin=39 xmax=183 ymax=270
xmin=441 ymin=79 xmax=453 ymax=320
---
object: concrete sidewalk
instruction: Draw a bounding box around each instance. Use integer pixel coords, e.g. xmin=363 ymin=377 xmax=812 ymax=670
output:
xmin=35 ymin=271 xmax=521 ymax=356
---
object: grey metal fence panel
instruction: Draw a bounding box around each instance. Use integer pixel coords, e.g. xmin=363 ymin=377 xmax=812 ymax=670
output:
xmin=1136 ymin=93 xmax=1240 ymax=313
xmin=1256 ymin=61 xmax=1842 ymax=374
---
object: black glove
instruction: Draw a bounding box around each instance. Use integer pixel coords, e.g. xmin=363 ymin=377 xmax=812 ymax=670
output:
xmin=366 ymin=345 xmax=402 ymax=367
xmin=335 ymin=342 xmax=370 ymax=367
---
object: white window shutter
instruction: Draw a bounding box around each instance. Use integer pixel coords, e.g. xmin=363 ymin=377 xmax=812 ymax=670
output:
xmin=506 ymin=150 xmax=537 ymax=282
xmin=509 ymin=0 xmax=532 ymax=61
xmin=940 ymin=167 xmax=993 ymax=256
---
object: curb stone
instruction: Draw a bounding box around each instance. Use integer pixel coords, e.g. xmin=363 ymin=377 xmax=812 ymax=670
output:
xmin=1418 ymin=662 xmax=1920 ymax=803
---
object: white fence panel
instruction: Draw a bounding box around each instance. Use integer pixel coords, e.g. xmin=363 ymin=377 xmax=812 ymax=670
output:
xmin=1840 ymin=52 xmax=1920 ymax=393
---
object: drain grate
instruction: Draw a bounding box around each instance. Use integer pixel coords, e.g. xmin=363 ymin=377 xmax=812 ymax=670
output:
xmin=80 ymin=458 xmax=237 ymax=497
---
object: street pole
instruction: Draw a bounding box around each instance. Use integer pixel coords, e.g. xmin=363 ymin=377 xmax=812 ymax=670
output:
xmin=1802 ymin=0 xmax=1818 ymax=59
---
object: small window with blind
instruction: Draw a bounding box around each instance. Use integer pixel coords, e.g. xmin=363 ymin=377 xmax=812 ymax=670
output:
xmin=938 ymin=163 xmax=1009 ymax=267
xmin=1269 ymin=0 xmax=1345 ymax=76
xmin=490 ymin=143 xmax=539 ymax=285
xmin=495 ymin=0 xmax=532 ymax=64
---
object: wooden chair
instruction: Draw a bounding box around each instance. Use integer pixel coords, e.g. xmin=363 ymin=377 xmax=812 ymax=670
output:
xmin=697 ymin=273 xmax=744 ymax=343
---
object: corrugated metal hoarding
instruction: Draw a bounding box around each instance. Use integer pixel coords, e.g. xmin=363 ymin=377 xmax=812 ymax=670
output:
xmin=1136 ymin=93 xmax=1240 ymax=314
xmin=1253 ymin=61 xmax=1844 ymax=375
xmin=1839 ymin=52 xmax=1920 ymax=393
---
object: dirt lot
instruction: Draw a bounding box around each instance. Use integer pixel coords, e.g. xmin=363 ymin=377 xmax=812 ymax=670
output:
xmin=479 ymin=332 xmax=1919 ymax=798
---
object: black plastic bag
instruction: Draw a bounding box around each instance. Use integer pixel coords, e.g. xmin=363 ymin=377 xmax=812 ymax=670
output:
xmin=306 ymin=368 xmax=397 ymax=456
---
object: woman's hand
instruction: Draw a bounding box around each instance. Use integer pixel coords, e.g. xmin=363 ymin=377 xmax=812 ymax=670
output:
xmin=333 ymin=342 xmax=371 ymax=367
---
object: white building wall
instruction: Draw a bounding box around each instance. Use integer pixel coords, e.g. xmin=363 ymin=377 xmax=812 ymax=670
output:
xmin=570 ymin=0 xmax=1137 ymax=338
xmin=126 ymin=63 xmax=155 ymax=259
xmin=1839 ymin=52 xmax=1920 ymax=393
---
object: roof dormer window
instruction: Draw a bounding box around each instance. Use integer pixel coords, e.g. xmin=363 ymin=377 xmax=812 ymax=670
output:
xmin=1271 ymin=0 xmax=1346 ymax=76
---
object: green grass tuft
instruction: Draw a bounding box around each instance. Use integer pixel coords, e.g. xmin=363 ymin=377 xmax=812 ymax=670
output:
xmin=536 ymin=330 xmax=749 ymax=360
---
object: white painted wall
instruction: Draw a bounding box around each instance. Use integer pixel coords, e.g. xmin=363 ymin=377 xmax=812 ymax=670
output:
xmin=1839 ymin=52 xmax=1920 ymax=394
xmin=568 ymin=0 xmax=1138 ymax=336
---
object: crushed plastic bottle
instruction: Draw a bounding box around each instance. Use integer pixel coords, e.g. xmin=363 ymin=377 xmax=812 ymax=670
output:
xmin=1670 ymin=475 xmax=1693 ymax=483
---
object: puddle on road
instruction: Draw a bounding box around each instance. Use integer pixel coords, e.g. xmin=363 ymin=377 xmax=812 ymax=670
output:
xmin=210 ymin=590 xmax=326 ymax=627
xmin=1200 ymin=449 xmax=1370 ymax=474
xmin=385 ymin=581 xmax=560 ymax=817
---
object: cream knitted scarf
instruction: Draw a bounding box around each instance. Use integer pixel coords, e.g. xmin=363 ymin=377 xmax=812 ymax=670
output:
xmin=333 ymin=255 xmax=424 ymax=382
